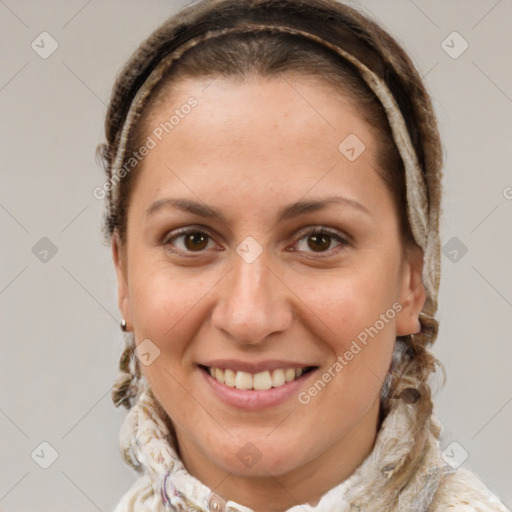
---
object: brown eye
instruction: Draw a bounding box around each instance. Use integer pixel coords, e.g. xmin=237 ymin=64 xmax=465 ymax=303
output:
xmin=294 ymin=227 xmax=348 ymax=255
xmin=307 ymin=233 xmax=332 ymax=252
xmin=183 ymin=231 xmax=209 ymax=251
xmin=165 ymin=228 xmax=215 ymax=253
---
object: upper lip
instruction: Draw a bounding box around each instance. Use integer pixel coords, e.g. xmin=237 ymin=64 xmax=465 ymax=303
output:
xmin=199 ymin=359 xmax=317 ymax=373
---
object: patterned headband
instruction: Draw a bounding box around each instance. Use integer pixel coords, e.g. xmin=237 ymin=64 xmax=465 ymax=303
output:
xmin=110 ymin=24 xmax=435 ymax=301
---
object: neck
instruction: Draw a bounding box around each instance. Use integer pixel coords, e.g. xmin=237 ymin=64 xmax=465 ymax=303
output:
xmin=176 ymin=398 xmax=380 ymax=512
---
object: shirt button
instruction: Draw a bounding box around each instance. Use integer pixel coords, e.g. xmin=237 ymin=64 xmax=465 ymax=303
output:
xmin=207 ymin=491 xmax=227 ymax=512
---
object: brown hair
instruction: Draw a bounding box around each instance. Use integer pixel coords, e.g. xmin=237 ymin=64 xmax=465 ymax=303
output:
xmin=99 ymin=0 xmax=443 ymax=425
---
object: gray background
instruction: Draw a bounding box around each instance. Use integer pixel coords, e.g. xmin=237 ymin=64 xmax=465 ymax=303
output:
xmin=1 ymin=0 xmax=511 ymax=510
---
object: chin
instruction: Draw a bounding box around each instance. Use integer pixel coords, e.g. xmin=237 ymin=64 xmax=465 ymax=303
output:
xmin=204 ymin=433 xmax=309 ymax=477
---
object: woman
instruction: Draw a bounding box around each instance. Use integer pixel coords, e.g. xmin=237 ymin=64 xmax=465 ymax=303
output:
xmin=97 ymin=0 xmax=507 ymax=510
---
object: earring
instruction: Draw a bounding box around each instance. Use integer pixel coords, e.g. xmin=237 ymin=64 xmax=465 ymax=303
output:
xmin=120 ymin=319 xmax=127 ymax=332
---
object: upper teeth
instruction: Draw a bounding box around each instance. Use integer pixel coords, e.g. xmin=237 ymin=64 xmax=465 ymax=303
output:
xmin=208 ymin=367 xmax=305 ymax=390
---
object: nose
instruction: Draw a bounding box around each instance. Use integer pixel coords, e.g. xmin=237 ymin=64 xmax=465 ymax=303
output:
xmin=211 ymin=248 xmax=293 ymax=346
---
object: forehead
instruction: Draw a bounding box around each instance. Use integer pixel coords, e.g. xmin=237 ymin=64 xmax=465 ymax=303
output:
xmin=149 ymin=74 xmax=371 ymax=145
xmin=130 ymin=75 xmax=393 ymax=218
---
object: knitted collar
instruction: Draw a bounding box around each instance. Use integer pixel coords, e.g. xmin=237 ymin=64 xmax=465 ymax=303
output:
xmin=118 ymin=357 xmax=452 ymax=511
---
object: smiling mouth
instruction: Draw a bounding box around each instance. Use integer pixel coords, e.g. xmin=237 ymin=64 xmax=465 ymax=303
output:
xmin=199 ymin=365 xmax=317 ymax=391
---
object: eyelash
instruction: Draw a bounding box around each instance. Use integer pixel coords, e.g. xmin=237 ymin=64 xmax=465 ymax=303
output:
xmin=162 ymin=225 xmax=350 ymax=258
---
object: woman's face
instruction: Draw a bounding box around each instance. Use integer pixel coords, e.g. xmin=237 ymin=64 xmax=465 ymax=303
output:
xmin=113 ymin=75 xmax=425 ymax=500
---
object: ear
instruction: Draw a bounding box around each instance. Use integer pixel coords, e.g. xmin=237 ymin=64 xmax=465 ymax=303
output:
xmin=112 ymin=233 xmax=132 ymax=331
xmin=396 ymin=243 xmax=426 ymax=336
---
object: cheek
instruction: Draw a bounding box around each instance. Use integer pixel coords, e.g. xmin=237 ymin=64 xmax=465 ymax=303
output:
xmin=298 ymin=269 xmax=399 ymax=395
xmin=127 ymin=266 xmax=211 ymax=418
xmin=126 ymin=247 xmax=205 ymax=347
xmin=130 ymin=272 xmax=207 ymax=344
xmin=301 ymin=270 xmax=399 ymax=343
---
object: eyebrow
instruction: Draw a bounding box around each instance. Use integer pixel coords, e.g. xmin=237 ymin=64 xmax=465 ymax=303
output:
xmin=145 ymin=196 xmax=371 ymax=223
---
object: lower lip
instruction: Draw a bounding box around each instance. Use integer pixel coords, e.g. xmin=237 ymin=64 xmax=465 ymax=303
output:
xmin=199 ymin=367 xmax=317 ymax=411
